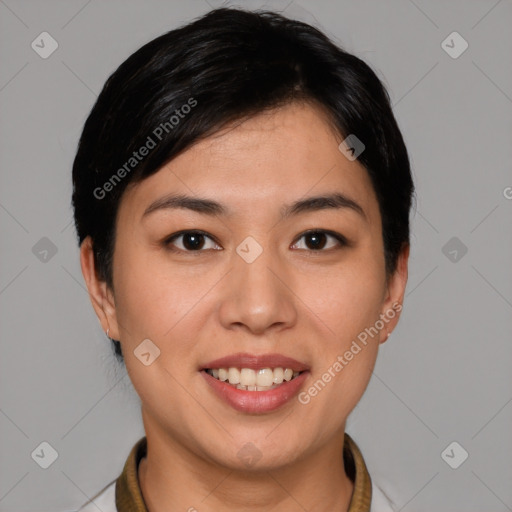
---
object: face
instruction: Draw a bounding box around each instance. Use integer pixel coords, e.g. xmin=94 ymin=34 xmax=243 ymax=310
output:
xmin=81 ymin=101 xmax=408 ymax=471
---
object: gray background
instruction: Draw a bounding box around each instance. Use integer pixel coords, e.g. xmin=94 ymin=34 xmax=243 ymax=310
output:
xmin=1 ymin=0 xmax=511 ymax=511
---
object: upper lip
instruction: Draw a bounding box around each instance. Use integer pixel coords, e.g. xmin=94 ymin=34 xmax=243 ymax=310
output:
xmin=201 ymin=352 xmax=310 ymax=372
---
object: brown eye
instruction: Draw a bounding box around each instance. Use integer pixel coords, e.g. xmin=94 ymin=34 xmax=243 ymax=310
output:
xmin=183 ymin=233 xmax=205 ymax=250
xmin=164 ymin=231 xmax=220 ymax=252
xmin=292 ymin=230 xmax=347 ymax=251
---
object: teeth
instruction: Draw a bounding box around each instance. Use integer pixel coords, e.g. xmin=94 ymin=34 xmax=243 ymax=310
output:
xmin=240 ymin=368 xmax=256 ymax=386
xmin=228 ymin=367 xmax=240 ymax=384
xmin=206 ymin=367 xmax=302 ymax=390
xmin=256 ymin=368 xmax=273 ymax=387
xmin=236 ymin=383 xmax=275 ymax=391
xmin=273 ymin=367 xmax=284 ymax=384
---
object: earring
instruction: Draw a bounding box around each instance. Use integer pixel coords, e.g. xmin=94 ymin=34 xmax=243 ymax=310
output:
xmin=106 ymin=328 xmax=111 ymax=340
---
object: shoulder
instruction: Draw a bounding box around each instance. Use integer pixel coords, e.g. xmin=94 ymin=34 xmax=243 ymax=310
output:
xmin=371 ymin=478 xmax=398 ymax=512
xmin=77 ymin=480 xmax=117 ymax=512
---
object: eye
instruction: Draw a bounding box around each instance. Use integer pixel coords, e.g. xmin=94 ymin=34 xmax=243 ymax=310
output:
xmin=163 ymin=229 xmax=347 ymax=254
xmin=291 ymin=230 xmax=348 ymax=251
xmin=163 ymin=230 xmax=221 ymax=252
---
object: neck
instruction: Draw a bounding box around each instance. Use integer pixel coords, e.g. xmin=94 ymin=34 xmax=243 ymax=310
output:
xmin=138 ymin=421 xmax=355 ymax=512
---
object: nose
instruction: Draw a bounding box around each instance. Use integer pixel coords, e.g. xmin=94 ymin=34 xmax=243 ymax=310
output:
xmin=217 ymin=242 xmax=298 ymax=336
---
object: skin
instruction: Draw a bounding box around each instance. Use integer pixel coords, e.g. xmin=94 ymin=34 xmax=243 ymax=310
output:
xmin=81 ymin=101 xmax=408 ymax=512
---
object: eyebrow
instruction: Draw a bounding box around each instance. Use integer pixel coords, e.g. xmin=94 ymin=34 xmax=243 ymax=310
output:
xmin=142 ymin=192 xmax=366 ymax=221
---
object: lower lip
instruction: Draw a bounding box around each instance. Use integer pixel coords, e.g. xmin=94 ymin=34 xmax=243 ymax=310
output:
xmin=201 ymin=370 xmax=309 ymax=414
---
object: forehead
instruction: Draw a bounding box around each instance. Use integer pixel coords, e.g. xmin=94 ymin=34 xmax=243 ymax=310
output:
xmin=118 ymin=102 xmax=379 ymax=225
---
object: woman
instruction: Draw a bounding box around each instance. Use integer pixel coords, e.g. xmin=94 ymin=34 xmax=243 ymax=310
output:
xmin=73 ymin=7 xmax=413 ymax=511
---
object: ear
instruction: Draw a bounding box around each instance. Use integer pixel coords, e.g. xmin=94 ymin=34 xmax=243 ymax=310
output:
xmin=79 ymin=236 xmax=121 ymax=340
xmin=379 ymin=243 xmax=409 ymax=343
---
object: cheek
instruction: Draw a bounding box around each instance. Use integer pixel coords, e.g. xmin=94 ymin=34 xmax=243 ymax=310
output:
xmin=112 ymin=246 xmax=219 ymax=381
xmin=293 ymin=252 xmax=384 ymax=410
xmin=299 ymin=257 xmax=385 ymax=347
xmin=113 ymin=252 xmax=203 ymax=420
xmin=112 ymin=246 xmax=185 ymax=344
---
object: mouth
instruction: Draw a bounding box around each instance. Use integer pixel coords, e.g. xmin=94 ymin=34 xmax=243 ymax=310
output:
xmin=199 ymin=353 xmax=310 ymax=413
xmin=203 ymin=367 xmax=304 ymax=391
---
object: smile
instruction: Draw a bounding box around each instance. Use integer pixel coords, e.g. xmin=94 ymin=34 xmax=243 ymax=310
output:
xmin=204 ymin=367 xmax=302 ymax=391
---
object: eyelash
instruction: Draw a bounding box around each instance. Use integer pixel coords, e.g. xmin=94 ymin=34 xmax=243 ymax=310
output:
xmin=162 ymin=229 xmax=348 ymax=254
